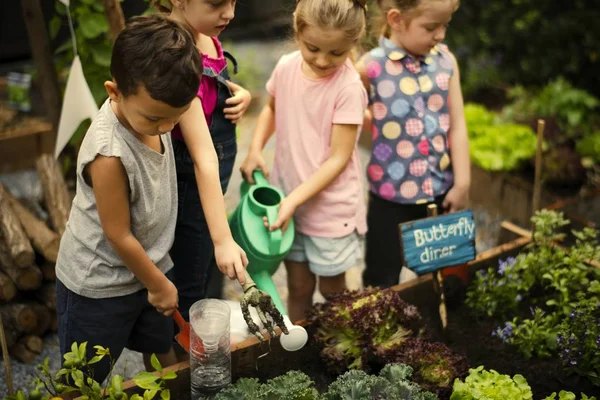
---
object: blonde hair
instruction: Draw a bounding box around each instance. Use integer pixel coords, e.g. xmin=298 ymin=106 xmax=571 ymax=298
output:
xmin=374 ymin=0 xmax=459 ymax=38
xmin=294 ymin=0 xmax=367 ymax=44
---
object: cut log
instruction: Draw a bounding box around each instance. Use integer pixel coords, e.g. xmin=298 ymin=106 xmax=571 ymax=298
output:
xmin=10 ymin=335 xmax=43 ymax=363
xmin=0 ymin=234 xmax=16 ymax=269
xmin=0 ymin=303 xmax=37 ymax=334
xmin=40 ymin=261 xmax=56 ymax=281
xmin=0 ymin=322 xmax=18 ymax=351
xmin=35 ymin=283 xmax=56 ymax=311
xmin=5 ymin=190 xmax=59 ymax=262
xmin=28 ymin=303 xmax=51 ymax=336
xmin=0 ymin=264 xmax=42 ymax=291
xmin=0 ymin=223 xmax=43 ymax=292
xmin=0 ymin=184 xmax=35 ymax=267
xmin=0 ymin=270 xmax=17 ymax=302
xmin=36 ymin=154 xmax=71 ymax=237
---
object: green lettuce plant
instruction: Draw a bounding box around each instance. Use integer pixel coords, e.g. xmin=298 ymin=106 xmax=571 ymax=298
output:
xmin=450 ymin=366 xmax=533 ymax=400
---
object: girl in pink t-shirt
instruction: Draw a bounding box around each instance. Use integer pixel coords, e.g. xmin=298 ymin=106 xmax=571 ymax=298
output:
xmin=241 ymin=0 xmax=368 ymax=322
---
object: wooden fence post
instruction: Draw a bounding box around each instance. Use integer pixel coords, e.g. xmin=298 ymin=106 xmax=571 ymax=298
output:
xmin=20 ymin=0 xmax=62 ymax=154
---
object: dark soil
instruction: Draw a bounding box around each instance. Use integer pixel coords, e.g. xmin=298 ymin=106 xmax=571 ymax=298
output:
xmin=441 ymin=279 xmax=600 ymax=399
xmin=443 ymin=305 xmax=600 ymax=398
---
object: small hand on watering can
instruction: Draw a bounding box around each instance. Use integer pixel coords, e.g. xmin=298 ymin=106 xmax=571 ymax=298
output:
xmin=238 ymin=269 xmax=289 ymax=341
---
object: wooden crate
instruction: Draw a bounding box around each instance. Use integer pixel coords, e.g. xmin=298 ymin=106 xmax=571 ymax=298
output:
xmin=469 ymin=164 xmax=574 ymax=228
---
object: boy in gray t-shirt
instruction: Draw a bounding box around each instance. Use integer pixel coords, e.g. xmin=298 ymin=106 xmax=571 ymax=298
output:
xmin=55 ymin=14 xmax=201 ymax=383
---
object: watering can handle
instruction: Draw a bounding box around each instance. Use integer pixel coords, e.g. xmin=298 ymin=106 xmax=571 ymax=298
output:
xmin=266 ymin=206 xmax=282 ymax=254
xmin=252 ymin=170 xmax=269 ymax=186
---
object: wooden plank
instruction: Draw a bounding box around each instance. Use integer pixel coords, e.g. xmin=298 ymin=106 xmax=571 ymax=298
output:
xmin=500 ymin=221 xmax=532 ymax=239
xmin=21 ymin=0 xmax=61 ymax=147
xmin=0 ymin=116 xmax=52 ymax=142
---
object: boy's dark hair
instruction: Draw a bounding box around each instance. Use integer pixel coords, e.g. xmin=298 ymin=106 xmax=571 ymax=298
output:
xmin=111 ymin=14 xmax=201 ymax=108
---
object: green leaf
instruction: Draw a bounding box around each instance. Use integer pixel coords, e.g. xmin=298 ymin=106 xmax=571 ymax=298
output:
xmin=79 ymin=13 xmax=109 ymax=39
xmin=161 ymin=389 xmax=171 ymax=400
xmin=130 ymin=395 xmax=143 ymax=400
xmin=150 ymin=354 xmax=162 ymax=372
xmin=55 ymin=40 xmax=73 ymax=55
xmin=88 ymin=355 xmax=103 ymax=365
xmin=55 ymin=1 xmax=66 ymax=16
xmin=78 ymin=342 xmax=87 ymax=359
xmin=111 ymin=375 xmax=124 ymax=393
xmin=144 ymin=389 xmax=159 ymax=400
xmin=91 ymin=44 xmax=112 ymax=67
xmin=162 ymin=371 xmax=177 ymax=380
xmin=92 ymin=2 xmax=105 ymax=12
xmin=134 ymin=372 xmax=161 ymax=390
xmin=49 ymin=16 xmax=62 ymax=39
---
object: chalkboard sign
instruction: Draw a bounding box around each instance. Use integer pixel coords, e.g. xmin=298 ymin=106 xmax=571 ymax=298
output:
xmin=400 ymin=210 xmax=476 ymax=275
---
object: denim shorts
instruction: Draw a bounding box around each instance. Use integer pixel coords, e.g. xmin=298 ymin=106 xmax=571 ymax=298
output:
xmin=286 ymin=231 xmax=364 ymax=277
xmin=56 ymin=278 xmax=174 ymax=384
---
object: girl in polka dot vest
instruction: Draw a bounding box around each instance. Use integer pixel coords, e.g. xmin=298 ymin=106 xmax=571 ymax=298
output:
xmin=356 ymin=0 xmax=470 ymax=289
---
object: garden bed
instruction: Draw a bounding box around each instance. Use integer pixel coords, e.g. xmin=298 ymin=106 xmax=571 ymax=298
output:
xmin=442 ymin=283 xmax=600 ymax=398
xmin=121 ymin=231 xmax=532 ymax=399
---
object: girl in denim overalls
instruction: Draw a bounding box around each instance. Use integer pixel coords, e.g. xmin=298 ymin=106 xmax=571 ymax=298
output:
xmin=153 ymin=0 xmax=252 ymax=322
xmin=357 ymin=0 xmax=470 ymax=289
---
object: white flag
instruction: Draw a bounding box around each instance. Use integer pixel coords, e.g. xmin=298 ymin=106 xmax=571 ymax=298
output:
xmin=54 ymin=56 xmax=99 ymax=159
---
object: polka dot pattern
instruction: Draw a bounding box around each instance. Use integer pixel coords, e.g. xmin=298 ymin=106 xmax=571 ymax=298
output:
xmin=372 ymin=102 xmax=387 ymax=120
xmin=397 ymin=140 xmax=414 ymax=159
xmin=385 ymin=59 xmax=403 ymax=75
xmin=367 ymin=61 xmax=382 ymax=78
xmin=400 ymin=181 xmax=418 ymax=199
xmin=382 ymin=121 xmax=401 ymax=139
xmin=399 ymin=77 xmax=418 ymax=96
xmin=377 ymin=80 xmax=396 ymax=98
xmin=365 ymin=38 xmax=455 ymax=203
xmin=368 ymin=164 xmax=384 ymax=182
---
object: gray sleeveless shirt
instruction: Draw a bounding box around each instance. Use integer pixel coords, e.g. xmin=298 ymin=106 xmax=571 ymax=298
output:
xmin=56 ymin=99 xmax=177 ymax=298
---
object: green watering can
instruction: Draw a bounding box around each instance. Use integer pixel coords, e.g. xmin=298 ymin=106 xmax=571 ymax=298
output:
xmin=229 ymin=170 xmax=308 ymax=351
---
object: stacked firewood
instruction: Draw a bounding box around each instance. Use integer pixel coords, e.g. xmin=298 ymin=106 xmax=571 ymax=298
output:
xmin=0 ymin=154 xmax=71 ymax=363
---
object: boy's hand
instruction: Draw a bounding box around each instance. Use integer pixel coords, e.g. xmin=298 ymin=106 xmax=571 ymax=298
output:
xmin=442 ymin=184 xmax=469 ymax=213
xmin=240 ymin=151 xmax=269 ymax=184
xmin=214 ymin=238 xmax=249 ymax=285
xmin=148 ymin=277 xmax=178 ymax=316
xmin=263 ymin=197 xmax=296 ymax=233
xmin=224 ymin=81 xmax=251 ymax=124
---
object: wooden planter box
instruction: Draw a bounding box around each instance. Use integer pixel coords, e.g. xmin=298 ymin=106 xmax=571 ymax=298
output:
xmin=469 ymin=164 xmax=580 ymax=228
xmin=547 ymin=188 xmax=600 ymax=228
xmin=121 ymin=228 xmax=531 ymax=399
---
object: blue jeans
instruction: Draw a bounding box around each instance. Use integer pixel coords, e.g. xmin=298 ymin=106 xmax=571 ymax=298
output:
xmin=170 ymin=137 xmax=236 ymax=320
xmin=56 ymin=277 xmax=174 ymax=384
